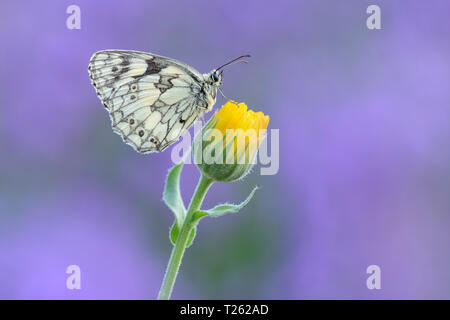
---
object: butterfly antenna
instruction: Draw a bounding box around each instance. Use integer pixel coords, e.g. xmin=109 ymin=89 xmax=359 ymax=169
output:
xmin=216 ymin=54 xmax=251 ymax=71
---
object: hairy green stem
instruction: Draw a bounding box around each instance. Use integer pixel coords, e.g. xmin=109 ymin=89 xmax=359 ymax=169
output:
xmin=157 ymin=174 xmax=213 ymax=300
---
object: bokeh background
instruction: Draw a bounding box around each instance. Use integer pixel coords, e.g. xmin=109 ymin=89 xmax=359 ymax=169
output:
xmin=1 ymin=0 xmax=450 ymax=299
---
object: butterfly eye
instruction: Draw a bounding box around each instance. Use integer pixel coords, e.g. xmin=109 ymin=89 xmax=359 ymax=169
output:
xmin=212 ymin=72 xmax=219 ymax=82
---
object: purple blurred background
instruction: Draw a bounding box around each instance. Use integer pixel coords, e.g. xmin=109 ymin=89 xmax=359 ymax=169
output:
xmin=1 ymin=0 xmax=450 ymax=299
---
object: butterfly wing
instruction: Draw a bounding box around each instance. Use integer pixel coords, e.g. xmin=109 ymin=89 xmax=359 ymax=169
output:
xmin=88 ymin=50 xmax=207 ymax=153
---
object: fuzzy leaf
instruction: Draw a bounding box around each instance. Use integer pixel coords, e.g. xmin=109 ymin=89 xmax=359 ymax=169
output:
xmin=163 ymin=162 xmax=186 ymax=226
xmin=194 ymin=186 xmax=258 ymax=221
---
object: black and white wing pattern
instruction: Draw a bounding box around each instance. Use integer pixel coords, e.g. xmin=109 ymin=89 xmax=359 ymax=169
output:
xmin=88 ymin=50 xmax=210 ymax=153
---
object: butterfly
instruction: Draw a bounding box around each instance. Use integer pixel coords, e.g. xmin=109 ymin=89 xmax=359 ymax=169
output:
xmin=88 ymin=50 xmax=250 ymax=153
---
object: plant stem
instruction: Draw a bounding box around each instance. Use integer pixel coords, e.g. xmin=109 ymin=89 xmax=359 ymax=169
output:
xmin=157 ymin=174 xmax=213 ymax=300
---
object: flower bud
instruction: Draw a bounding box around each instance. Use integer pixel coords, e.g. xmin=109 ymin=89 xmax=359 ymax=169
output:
xmin=193 ymin=101 xmax=269 ymax=182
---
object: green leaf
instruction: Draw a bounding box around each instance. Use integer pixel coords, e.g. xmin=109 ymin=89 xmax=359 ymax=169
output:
xmin=169 ymin=222 xmax=180 ymax=246
xmin=170 ymin=222 xmax=197 ymax=248
xmin=186 ymin=226 xmax=197 ymax=248
xmin=194 ymin=186 xmax=258 ymax=221
xmin=163 ymin=162 xmax=186 ymax=226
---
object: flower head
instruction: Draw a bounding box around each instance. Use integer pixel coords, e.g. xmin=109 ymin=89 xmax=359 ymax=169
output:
xmin=194 ymin=101 xmax=269 ymax=182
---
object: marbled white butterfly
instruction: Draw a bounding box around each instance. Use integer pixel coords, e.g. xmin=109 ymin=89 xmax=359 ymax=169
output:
xmin=88 ymin=50 xmax=249 ymax=153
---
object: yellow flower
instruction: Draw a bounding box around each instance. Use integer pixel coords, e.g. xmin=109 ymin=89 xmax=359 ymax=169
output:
xmin=194 ymin=101 xmax=269 ymax=182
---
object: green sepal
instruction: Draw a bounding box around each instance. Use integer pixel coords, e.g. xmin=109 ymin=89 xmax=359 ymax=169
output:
xmin=193 ymin=186 xmax=258 ymax=222
xmin=163 ymin=162 xmax=186 ymax=228
xmin=170 ymin=222 xmax=197 ymax=248
xmin=169 ymin=222 xmax=180 ymax=246
xmin=186 ymin=226 xmax=197 ymax=248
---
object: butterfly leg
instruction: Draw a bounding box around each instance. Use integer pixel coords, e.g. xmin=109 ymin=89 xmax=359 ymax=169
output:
xmin=200 ymin=111 xmax=205 ymax=125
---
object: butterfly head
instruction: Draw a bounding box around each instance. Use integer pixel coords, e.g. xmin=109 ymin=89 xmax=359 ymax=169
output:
xmin=203 ymin=55 xmax=250 ymax=110
xmin=202 ymin=70 xmax=223 ymax=111
xmin=207 ymin=54 xmax=251 ymax=87
xmin=207 ymin=70 xmax=223 ymax=87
